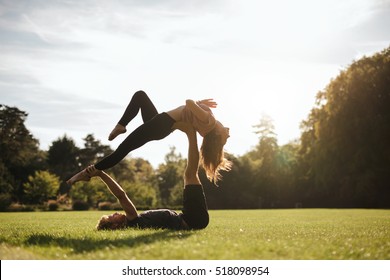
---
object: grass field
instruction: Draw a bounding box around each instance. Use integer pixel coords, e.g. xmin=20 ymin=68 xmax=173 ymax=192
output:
xmin=0 ymin=209 xmax=389 ymax=260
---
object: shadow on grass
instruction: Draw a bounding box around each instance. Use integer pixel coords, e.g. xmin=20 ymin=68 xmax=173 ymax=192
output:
xmin=24 ymin=230 xmax=193 ymax=253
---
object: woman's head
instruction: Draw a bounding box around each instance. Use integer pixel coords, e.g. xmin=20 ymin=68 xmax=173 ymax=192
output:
xmin=200 ymin=121 xmax=232 ymax=185
xmin=96 ymin=212 xmax=127 ymax=230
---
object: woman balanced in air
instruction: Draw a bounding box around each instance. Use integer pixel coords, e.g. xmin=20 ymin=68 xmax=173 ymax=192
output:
xmin=67 ymin=90 xmax=231 ymax=185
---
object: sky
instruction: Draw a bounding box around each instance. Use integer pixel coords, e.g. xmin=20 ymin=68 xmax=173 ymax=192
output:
xmin=1 ymin=0 xmax=389 ymax=167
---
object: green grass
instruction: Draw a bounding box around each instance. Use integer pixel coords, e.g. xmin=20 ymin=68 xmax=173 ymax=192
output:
xmin=0 ymin=209 xmax=389 ymax=260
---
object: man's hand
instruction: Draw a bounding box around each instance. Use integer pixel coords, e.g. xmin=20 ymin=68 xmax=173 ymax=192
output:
xmin=85 ymin=165 xmax=102 ymax=177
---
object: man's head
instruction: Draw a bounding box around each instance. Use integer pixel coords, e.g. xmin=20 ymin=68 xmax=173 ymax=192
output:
xmin=96 ymin=212 xmax=127 ymax=230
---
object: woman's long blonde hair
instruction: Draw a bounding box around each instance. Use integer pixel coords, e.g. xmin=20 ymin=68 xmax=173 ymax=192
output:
xmin=200 ymin=129 xmax=232 ymax=185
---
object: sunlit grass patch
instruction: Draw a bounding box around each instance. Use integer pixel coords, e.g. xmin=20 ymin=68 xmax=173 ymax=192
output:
xmin=0 ymin=209 xmax=389 ymax=260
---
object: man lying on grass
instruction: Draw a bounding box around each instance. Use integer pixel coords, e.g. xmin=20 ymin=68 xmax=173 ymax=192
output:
xmin=82 ymin=122 xmax=209 ymax=231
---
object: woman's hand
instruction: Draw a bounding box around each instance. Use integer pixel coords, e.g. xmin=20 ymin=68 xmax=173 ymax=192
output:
xmin=197 ymin=99 xmax=217 ymax=108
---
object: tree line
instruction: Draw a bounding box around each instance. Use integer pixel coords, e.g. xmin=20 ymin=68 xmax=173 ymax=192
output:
xmin=1 ymin=47 xmax=389 ymax=210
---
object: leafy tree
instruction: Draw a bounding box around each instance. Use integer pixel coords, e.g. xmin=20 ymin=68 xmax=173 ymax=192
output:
xmin=250 ymin=114 xmax=279 ymax=207
xmin=79 ymin=134 xmax=112 ymax=167
xmin=23 ymin=171 xmax=59 ymax=204
xmin=274 ymin=141 xmax=300 ymax=207
xmin=69 ymin=174 xmax=159 ymax=209
xmin=0 ymin=162 xmax=13 ymax=195
xmin=156 ymin=147 xmax=186 ymax=206
xmin=70 ymin=180 xmax=101 ymax=206
xmin=0 ymin=105 xmax=42 ymax=200
xmin=47 ymin=135 xmax=79 ymax=194
xmin=168 ymin=182 xmax=184 ymax=207
xmin=92 ymin=178 xmax=118 ymax=205
xmin=109 ymin=157 xmax=156 ymax=185
xmin=204 ymin=154 xmax=257 ymax=209
xmin=122 ymin=181 xmax=158 ymax=209
xmin=0 ymin=193 xmax=12 ymax=211
xmin=103 ymin=154 xmax=167 ymax=208
xmin=298 ymin=46 xmax=390 ymax=207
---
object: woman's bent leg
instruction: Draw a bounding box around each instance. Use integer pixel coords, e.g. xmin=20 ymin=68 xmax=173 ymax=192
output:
xmin=109 ymin=90 xmax=159 ymax=141
xmin=118 ymin=90 xmax=158 ymax=126
xmin=96 ymin=113 xmax=175 ymax=170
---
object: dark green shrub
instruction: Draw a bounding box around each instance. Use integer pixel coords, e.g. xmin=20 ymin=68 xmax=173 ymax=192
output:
xmin=8 ymin=203 xmax=34 ymax=212
xmin=98 ymin=201 xmax=112 ymax=210
xmin=0 ymin=193 xmax=12 ymax=211
xmin=47 ymin=200 xmax=59 ymax=211
xmin=72 ymin=200 xmax=89 ymax=211
xmin=111 ymin=202 xmax=122 ymax=210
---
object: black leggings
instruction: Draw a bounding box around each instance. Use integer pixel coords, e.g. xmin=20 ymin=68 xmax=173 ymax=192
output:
xmin=94 ymin=91 xmax=175 ymax=170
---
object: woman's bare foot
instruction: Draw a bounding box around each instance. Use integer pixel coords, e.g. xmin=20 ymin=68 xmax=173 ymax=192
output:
xmin=66 ymin=169 xmax=91 ymax=185
xmin=108 ymin=124 xmax=127 ymax=141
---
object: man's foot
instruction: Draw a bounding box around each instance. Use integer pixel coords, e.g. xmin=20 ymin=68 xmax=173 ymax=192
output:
xmin=66 ymin=169 xmax=91 ymax=185
xmin=108 ymin=124 xmax=127 ymax=141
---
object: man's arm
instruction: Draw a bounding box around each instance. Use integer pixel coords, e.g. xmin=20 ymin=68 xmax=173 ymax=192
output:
xmin=184 ymin=124 xmax=201 ymax=185
xmin=86 ymin=166 xmax=138 ymax=220
xmin=173 ymin=122 xmax=201 ymax=185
